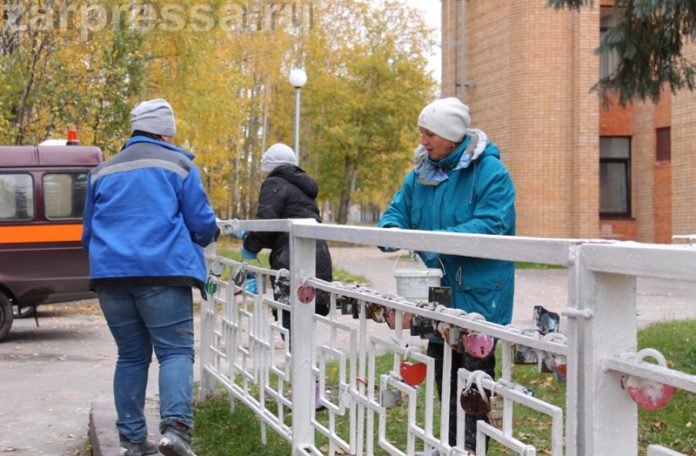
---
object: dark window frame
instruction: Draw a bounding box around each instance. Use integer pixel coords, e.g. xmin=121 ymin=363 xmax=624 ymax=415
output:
xmin=600 ymin=136 xmax=632 ymax=218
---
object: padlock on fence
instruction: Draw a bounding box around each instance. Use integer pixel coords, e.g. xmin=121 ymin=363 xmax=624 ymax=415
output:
xmin=410 ymin=314 xmax=436 ymax=338
xmin=541 ymin=332 xmax=568 ymax=383
xmin=381 ymin=388 xmax=403 ymax=408
xmin=458 ymin=313 xmax=495 ymax=359
xmin=409 ymin=302 xmax=437 ymax=338
xmin=400 ymin=360 xmax=427 ymax=386
xmin=366 ymin=303 xmax=387 ymax=323
xmin=460 ymin=331 xmax=495 ymax=359
xmin=460 ymin=371 xmax=493 ymax=415
xmin=620 ymin=348 xmax=675 ymax=411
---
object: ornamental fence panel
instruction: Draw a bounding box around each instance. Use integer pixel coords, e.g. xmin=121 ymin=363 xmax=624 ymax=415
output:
xmin=198 ymin=219 xmax=696 ymax=456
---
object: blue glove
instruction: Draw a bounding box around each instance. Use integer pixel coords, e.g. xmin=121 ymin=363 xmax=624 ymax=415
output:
xmin=246 ymin=276 xmax=257 ymax=294
xmin=240 ymin=246 xmax=257 ymax=260
xmin=233 ymin=230 xmax=245 ymax=240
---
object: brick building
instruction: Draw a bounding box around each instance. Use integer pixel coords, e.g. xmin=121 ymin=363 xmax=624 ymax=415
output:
xmin=440 ymin=0 xmax=696 ymax=242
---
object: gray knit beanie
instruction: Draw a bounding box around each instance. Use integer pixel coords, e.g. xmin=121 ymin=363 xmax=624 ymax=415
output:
xmin=130 ymin=98 xmax=176 ymax=137
xmin=261 ymin=143 xmax=297 ymax=173
xmin=417 ymin=97 xmax=470 ymax=143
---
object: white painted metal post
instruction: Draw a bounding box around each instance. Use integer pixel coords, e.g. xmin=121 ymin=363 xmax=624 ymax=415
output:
xmin=564 ymin=244 xmax=581 ymax=456
xmin=576 ymin=247 xmax=638 ymax=455
xmin=198 ymin=242 xmax=216 ymax=401
xmin=289 ymin=221 xmax=317 ymax=455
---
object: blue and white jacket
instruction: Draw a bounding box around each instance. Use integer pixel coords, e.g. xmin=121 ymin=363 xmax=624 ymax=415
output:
xmin=82 ymin=136 xmax=218 ymax=291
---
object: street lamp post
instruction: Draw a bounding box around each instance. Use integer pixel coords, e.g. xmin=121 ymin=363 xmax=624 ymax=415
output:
xmin=288 ymin=68 xmax=307 ymax=165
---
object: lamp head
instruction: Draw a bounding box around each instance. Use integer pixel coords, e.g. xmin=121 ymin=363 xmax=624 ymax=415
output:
xmin=289 ymin=68 xmax=307 ymax=88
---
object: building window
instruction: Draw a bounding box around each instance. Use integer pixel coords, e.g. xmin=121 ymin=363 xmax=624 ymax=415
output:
xmin=656 ymin=127 xmax=671 ymax=162
xmin=600 ymin=7 xmax=620 ymax=79
xmin=0 ymin=173 xmax=34 ymax=221
xmin=43 ymin=173 xmax=88 ymax=220
xmin=600 ymin=137 xmax=631 ymax=217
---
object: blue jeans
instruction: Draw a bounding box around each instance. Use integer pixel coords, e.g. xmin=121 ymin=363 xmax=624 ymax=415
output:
xmin=97 ymin=285 xmax=195 ymax=442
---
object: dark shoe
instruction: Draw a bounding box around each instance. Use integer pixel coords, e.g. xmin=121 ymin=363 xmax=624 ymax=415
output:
xmin=119 ymin=434 xmax=158 ymax=456
xmin=159 ymin=424 xmax=197 ymax=456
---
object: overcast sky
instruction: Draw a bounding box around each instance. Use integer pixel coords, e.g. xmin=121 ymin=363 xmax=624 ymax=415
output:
xmin=404 ymin=0 xmax=442 ymax=83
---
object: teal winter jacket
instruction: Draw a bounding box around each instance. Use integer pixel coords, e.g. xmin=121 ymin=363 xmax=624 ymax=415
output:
xmin=378 ymin=129 xmax=516 ymax=325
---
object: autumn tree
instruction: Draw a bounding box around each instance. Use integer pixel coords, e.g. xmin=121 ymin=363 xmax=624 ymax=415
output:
xmin=550 ymin=0 xmax=696 ymax=104
xmin=270 ymin=0 xmax=436 ymax=224
xmin=0 ymin=0 xmax=146 ymax=148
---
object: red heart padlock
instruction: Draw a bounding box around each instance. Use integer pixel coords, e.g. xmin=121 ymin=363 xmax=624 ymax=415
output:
xmin=400 ymin=361 xmax=427 ymax=386
xmin=621 ymin=348 xmax=675 ymax=411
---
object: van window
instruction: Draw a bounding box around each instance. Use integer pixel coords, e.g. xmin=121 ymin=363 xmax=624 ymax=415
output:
xmin=0 ymin=174 xmax=35 ymax=221
xmin=43 ymin=173 xmax=88 ymax=220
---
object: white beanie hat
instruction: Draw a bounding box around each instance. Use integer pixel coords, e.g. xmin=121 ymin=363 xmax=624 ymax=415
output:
xmin=417 ymin=97 xmax=470 ymax=143
xmin=261 ymin=143 xmax=298 ymax=173
xmin=130 ymin=98 xmax=176 ymax=137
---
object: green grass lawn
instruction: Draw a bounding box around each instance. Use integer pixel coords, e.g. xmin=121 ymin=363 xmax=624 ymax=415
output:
xmin=192 ymin=319 xmax=696 ymax=455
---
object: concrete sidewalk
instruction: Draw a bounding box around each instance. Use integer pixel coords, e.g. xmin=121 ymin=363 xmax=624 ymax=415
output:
xmin=89 ymin=247 xmax=696 ymax=454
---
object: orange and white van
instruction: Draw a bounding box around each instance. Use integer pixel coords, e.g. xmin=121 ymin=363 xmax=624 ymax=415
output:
xmin=0 ymin=139 xmax=103 ymax=340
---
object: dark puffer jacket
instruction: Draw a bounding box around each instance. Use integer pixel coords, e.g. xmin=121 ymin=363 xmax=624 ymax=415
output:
xmin=243 ymin=165 xmax=332 ymax=314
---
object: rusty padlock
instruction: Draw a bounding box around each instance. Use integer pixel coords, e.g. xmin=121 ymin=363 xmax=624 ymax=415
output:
xmin=459 ymin=371 xmax=493 ymax=415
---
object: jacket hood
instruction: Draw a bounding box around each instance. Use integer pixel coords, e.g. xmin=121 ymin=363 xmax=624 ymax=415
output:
xmin=269 ymin=165 xmax=318 ymax=198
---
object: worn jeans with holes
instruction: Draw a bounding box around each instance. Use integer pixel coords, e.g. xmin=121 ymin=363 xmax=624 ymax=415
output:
xmin=97 ymin=286 xmax=195 ymax=442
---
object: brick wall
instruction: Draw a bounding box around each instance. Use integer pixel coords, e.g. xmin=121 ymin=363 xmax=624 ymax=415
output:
xmin=441 ymin=1 xmax=696 ymax=242
xmin=671 ymin=41 xmax=696 ymax=239
xmin=442 ymin=0 xmax=598 ymax=238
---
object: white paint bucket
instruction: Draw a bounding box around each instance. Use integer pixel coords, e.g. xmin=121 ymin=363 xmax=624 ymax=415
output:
xmin=394 ymin=269 xmax=443 ymax=301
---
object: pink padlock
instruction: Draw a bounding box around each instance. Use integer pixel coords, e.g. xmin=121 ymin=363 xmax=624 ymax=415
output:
xmin=462 ymin=331 xmax=495 ymax=358
xmin=621 ymin=348 xmax=675 ymax=411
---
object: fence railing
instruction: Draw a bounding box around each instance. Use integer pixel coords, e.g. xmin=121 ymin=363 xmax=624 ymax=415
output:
xmin=198 ymin=219 xmax=696 ymax=456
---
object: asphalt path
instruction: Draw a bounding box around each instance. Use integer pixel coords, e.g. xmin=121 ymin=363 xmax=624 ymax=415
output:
xmin=1 ymin=247 xmax=694 ymax=455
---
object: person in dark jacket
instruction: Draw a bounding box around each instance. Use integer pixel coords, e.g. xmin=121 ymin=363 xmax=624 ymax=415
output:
xmin=379 ymin=97 xmax=516 ymax=453
xmin=82 ymin=98 xmax=217 ymax=456
xmin=241 ymin=143 xmax=332 ymax=332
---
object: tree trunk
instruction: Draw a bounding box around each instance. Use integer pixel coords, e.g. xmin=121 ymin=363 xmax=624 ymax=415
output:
xmin=336 ymin=147 xmax=363 ymax=224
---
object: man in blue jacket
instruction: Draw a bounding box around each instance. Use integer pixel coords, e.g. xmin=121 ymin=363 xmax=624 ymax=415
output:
xmin=378 ymin=97 xmax=516 ymax=452
xmin=82 ymin=98 xmax=218 ymax=456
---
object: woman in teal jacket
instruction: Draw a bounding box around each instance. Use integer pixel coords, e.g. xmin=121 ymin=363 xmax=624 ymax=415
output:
xmin=378 ymin=97 xmax=516 ymax=452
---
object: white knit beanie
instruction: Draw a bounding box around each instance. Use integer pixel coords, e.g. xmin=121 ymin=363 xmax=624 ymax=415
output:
xmin=130 ymin=98 xmax=176 ymax=137
xmin=261 ymin=143 xmax=298 ymax=173
xmin=417 ymin=97 xmax=470 ymax=143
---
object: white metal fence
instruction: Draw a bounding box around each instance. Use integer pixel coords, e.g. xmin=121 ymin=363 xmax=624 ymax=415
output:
xmin=198 ymin=219 xmax=696 ymax=455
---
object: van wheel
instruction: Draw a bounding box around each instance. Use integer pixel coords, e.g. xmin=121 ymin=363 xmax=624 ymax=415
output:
xmin=0 ymin=292 xmax=14 ymax=341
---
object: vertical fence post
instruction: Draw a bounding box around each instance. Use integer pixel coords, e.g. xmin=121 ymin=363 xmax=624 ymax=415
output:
xmin=289 ymin=220 xmax=317 ymax=454
xmin=198 ymin=242 xmax=216 ymax=401
xmin=575 ymin=245 xmax=638 ymax=455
